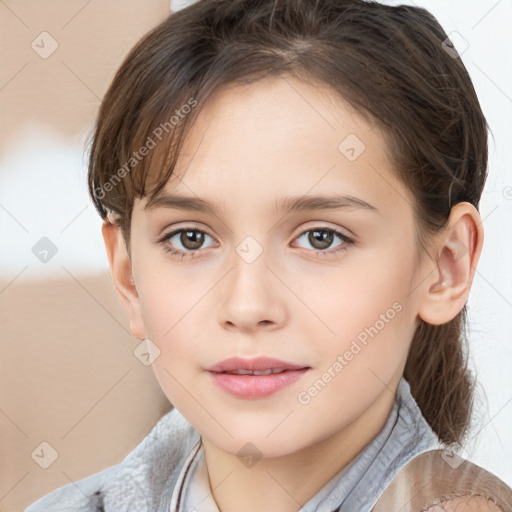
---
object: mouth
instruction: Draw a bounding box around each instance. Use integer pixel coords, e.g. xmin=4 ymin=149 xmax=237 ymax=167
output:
xmin=207 ymin=357 xmax=311 ymax=399
xmin=218 ymin=368 xmax=293 ymax=376
xmin=207 ymin=356 xmax=309 ymax=373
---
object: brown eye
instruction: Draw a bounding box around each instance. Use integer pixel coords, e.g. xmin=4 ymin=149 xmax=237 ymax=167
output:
xmin=294 ymin=227 xmax=353 ymax=255
xmin=158 ymin=227 xmax=216 ymax=257
xmin=308 ymin=229 xmax=334 ymax=250
xmin=179 ymin=230 xmax=205 ymax=250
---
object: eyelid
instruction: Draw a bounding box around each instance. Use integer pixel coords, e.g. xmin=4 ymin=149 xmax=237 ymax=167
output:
xmin=156 ymin=223 xmax=216 ymax=243
xmin=292 ymin=221 xmax=355 ymax=241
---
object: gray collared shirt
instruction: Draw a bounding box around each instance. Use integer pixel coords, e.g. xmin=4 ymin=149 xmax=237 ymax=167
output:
xmin=171 ymin=378 xmax=441 ymax=512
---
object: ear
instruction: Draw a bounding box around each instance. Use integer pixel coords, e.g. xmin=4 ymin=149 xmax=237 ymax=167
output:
xmin=102 ymin=220 xmax=146 ymax=339
xmin=417 ymin=202 xmax=484 ymax=326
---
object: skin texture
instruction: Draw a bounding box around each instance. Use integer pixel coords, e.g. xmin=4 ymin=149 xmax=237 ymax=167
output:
xmin=102 ymin=76 xmax=484 ymax=512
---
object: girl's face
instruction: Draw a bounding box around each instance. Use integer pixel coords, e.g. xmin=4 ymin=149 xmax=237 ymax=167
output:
xmin=129 ymin=76 xmax=429 ymax=457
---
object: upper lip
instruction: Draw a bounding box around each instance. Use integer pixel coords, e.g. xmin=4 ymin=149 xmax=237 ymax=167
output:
xmin=207 ymin=356 xmax=309 ymax=373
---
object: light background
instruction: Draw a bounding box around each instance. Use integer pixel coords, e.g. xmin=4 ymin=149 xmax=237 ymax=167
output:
xmin=0 ymin=0 xmax=511 ymax=510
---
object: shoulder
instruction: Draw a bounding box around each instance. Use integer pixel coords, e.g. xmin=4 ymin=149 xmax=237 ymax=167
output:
xmin=24 ymin=407 xmax=200 ymax=511
xmin=24 ymin=465 xmax=118 ymax=512
xmin=373 ymin=449 xmax=512 ymax=512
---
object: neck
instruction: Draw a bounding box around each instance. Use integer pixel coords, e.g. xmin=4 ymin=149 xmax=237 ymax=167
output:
xmin=201 ymin=382 xmax=399 ymax=512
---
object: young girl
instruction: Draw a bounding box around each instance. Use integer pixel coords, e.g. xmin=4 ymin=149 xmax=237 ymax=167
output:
xmin=25 ymin=0 xmax=512 ymax=511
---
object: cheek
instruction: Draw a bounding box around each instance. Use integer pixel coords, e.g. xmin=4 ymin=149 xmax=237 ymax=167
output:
xmin=301 ymin=251 xmax=416 ymax=377
xmin=135 ymin=257 xmax=202 ymax=338
xmin=305 ymin=254 xmax=412 ymax=332
xmin=135 ymin=266 xmax=215 ymax=385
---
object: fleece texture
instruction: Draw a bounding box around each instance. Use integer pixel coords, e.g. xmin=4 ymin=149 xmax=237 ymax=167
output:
xmin=25 ymin=408 xmax=200 ymax=512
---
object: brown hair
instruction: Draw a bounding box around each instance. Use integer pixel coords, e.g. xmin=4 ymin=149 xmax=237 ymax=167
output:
xmin=87 ymin=0 xmax=489 ymax=446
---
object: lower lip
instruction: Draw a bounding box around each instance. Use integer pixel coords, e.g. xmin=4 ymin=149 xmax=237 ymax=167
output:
xmin=208 ymin=369 xmax=309 ymax=399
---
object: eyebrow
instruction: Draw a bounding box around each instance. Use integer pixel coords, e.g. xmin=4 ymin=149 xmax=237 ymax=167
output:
xmin=144 ymin=193 xmax=378 ymax=215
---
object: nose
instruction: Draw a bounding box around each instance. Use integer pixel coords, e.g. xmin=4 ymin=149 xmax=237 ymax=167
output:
xmin=218 ymin=247 xmax=287 ymax=333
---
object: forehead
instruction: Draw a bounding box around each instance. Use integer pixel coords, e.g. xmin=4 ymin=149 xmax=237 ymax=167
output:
xmin=139 ymin=76 xmax=413 ymax=220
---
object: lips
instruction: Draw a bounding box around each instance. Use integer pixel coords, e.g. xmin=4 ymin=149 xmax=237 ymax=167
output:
xmin=207 ymin=357 xmax=310 ymax=399
xmin=223 ymin=368 xmax=287 ymax=375
xmin=208 ymin=357 xmax=308 ymax=375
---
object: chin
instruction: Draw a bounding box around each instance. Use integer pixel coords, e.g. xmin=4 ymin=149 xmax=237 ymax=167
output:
xmin=198 ymin=415 xmax=315 ymax=458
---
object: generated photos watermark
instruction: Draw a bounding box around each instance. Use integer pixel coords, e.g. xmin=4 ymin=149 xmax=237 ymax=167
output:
xmin=297 ymin=301 xmax=403 ymax=405
xmin=93 ymin=97 xmax=197 ymax=201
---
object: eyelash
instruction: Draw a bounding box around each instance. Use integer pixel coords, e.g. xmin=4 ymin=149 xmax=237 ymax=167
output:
xmin=157 ymin=225 xmax=354 ymax=260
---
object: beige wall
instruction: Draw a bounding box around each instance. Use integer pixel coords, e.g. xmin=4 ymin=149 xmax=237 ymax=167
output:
xmin=1 ymin=2 xmax=172 ymax=510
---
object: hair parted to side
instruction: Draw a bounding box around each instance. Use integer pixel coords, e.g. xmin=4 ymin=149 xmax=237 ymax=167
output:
xmin=87 ymin=0 xmax=489 ymax=446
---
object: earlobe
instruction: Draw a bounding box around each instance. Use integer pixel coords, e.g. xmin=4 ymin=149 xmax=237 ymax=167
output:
xmin=101 ymin=221 xmax=146 ymax=339
xmin=418 ymin=202 xmax=484 ymax=326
